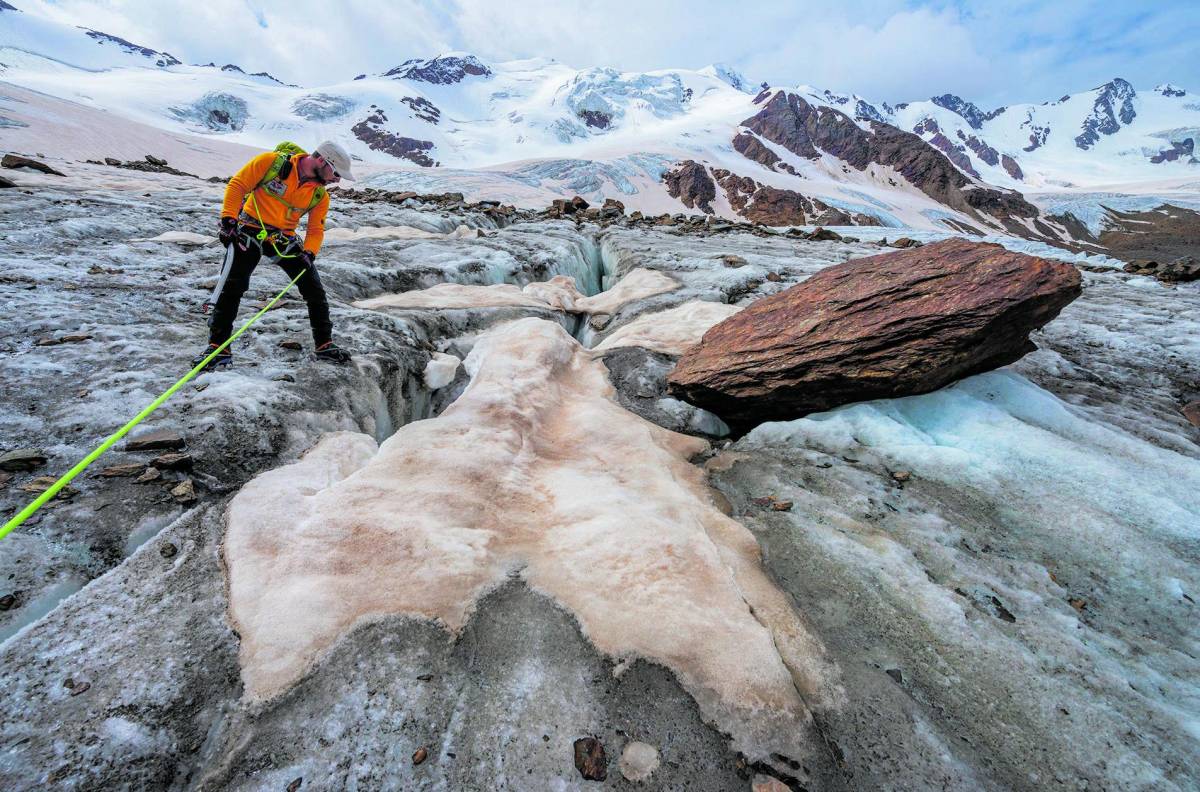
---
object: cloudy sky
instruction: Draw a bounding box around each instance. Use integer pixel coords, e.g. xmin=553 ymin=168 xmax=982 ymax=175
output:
xmin=15 ymin=0 xmax=1199 ymax=105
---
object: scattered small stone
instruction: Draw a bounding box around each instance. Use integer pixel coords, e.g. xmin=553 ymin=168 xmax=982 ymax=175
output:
xmin=124 ymin=429 xmax=185 ymax=452
xmin=273 ymin=374 xmax=296 ymax=383
xmin=891 ymin=470 xmax=911 ymax=484
xmin=891 ymin=237 xmax=922 ymax=248
xmin=152 ymin=452 xmax=193 ymax=471
xmin=59 ymin=334 xmax=93 ymax=343
xmin=0 ymin=448 xmax=47 ymax=472
xmin=279 ymin=339 xmax=303 ymax=350
xmin=722 ymin=254 xmax=748 ymax=268
xmin=95 ymin=463 xmax=145 ymax=478
xmin=542 ymin=734 xmax=550 ymax=742
xmin=0 ymin=471 xmax=9 ymax=490
xmin=145 ymin=154 xmax=168 ymax=167
xmin=20 ymin=476 xmax=75 ymax=499
xmin=751 ymin=774 xmax=792 ymax=792
xmin=1 ymin=153 xmax=66 ymax=177
xmin=1182 ymin=400 xmax=1200 ymax=429
xmin=770 ymin=500 xmax=793 ymax=511
xmin=765 ymin=271 xmax=782 ymax=282
xmin=194 ymin=383 xmax=209 ymax=392
xmin=286 ymin=778 xmax=302 ymax=792
xmin=618 ymin=741 xmax=660 ymax=782
xmin=885 ymin=668 xmax=904 ymax=684
xmin=0 ymin=593 xmax=17 ymax=610
xmin=573 ymin=737 xmax=607 ymax=781
xmin=808 ymin=227 xmax=843 ymax=242
xmin=160 ymin=542 xmax=178 ymax=559
xmin=416 ymin=673 xmax=433 ymax=681
xmin=170 ymin=479 xmax=197 ymax=504
xmin=135 ymin=467 xmax=161 ymax=483
xmin=1068 ymin=597 xmax=1087 ymax=612
xmin=412 ymin=747 xmax=428 ymax=765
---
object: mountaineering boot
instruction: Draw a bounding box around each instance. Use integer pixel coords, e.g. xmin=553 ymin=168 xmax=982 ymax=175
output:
xmin=191 ymin=343 xmax=232 ymax=371
xmin=314 ymin=341 xmax=351 ymax=363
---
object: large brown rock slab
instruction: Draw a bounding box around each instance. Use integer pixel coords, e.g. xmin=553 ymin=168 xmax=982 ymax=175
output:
xmin=667 ymin=238 xmax=1081 ymax=429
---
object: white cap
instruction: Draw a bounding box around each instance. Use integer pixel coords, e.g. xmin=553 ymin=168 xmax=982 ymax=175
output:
xmin=313 ymin=140 xmax=354 ymax=181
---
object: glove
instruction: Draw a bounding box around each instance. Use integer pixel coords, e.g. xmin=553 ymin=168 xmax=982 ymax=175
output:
xmin=218 ymin=217 xmax=239 ymax=247
xmin=298 ymin=250 xmax=316 ymax=270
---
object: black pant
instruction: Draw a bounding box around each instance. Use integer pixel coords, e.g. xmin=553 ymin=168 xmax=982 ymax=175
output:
xmin=208 ymin=238 xmax=332 ymax=347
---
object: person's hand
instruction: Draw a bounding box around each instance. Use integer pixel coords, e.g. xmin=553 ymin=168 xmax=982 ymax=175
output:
xmin=298 ymin=250 xmax=316 ymax=270
xmin=218 ymin=217 xmax=239 ymax=247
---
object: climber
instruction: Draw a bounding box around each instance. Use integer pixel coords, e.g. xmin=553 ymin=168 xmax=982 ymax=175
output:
xmin=193 ymin=140 xmax=355 ymax=369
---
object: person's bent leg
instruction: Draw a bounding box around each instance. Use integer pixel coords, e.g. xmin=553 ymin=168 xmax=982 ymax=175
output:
xmin=208 ymin=242 xmax=263 ymax=344
xmin=278 ymin=256 xmax=332 ymax=346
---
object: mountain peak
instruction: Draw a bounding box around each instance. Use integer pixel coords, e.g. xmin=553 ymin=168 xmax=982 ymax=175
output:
xmin=82 ymin=29 xmax=180 ymax=68
xmin=699 ymin=63 xmax=750 ymax=93
xmin=930 ymin=94 xmax=987 ymax=130
xmin=383 ymin=53 xmax=491 ymax=84
xmin=0 ymin=1 xmax=19 ymax=11
xmin=1075 ymin=77 xmax=1137 ymax=150
xmin=1155 ymin=83 xmax=1187 ymax=97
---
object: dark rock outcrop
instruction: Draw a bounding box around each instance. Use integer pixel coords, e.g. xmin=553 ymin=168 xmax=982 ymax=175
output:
xmin=663 ymin=160 xmax=716 ymax=213
xmin=352 ymin=111 xmax=436 ymax=167
xmin=385 ymin=55 xmax=490 ymax=84
xmin=1123 ymin=255 xmax=1200 ymax=283
xmin=83 ymin=29 xmax=179 ymax=67
xmin=740 ymin=91 xmax=1040 ymax=224
xmin=2 ymin=154 xmax=65 ymax=176
xmin=401 ymin=96 xmax=441 ymax=124
xmin=667 ymin=239 xmax=1081 ymax=429
xmin=732 ymin=132 xmax=796 ymax=174
xmin=931 ymin=94 xmax=988 ymax=130
xmin=577 ymin=109 xmax=612 ymax=129
xmin=958 ymin=131 xmax=1000 ymax=167
xmin=1001 ymin=154 xmax=1024 ymax=180
xmin=1098 ymin=204 xmax=1200 ymax=264
xmin=1075 ymin=78 xmax=1137 ymax=150
xmin=711 ymin=169 xmax=813 ymax=225
xmin=928 ymin=131 xmax=980 ymax=177
xmin=1150 ymin=138 xmax=1195 ymax=164
xmin=1023 ymin=122 xmax=1050 ymax=152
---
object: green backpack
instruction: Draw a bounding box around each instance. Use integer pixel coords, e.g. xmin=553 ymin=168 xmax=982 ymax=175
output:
xmin=255 ymin=141 xmax=326 ymax=215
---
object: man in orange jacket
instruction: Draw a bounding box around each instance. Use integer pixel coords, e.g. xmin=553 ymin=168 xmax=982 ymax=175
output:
xmin=194 ymin=140 xmax=354 ymax=369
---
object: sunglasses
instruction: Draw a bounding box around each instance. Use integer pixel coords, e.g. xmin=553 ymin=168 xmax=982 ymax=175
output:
xmin=316 ymin=154 xmax=340 ymax=180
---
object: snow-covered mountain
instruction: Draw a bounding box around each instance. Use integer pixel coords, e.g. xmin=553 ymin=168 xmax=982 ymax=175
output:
xmin=2 ymin=2 xmax=1198 ymax=242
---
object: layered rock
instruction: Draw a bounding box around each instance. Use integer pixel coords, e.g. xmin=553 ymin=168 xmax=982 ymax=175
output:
xmin=1075 ymin=78 xmax=1137 ymax=150
xmin=663 ymin=160 xmax=716 ymax=213
xmin=738 ymin=91 xmax=1040 ymax=225
xmin=667 ymin=239 xmax=1082 ymax=428
xmin=351 ymin=108 xmax=436 ymax=166
xmin=384 ymin=54 xmax=491 ymax=84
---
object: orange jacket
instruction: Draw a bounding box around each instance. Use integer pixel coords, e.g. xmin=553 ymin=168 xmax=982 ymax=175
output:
xmin=221 ymin=152 xmax=329 ymax=254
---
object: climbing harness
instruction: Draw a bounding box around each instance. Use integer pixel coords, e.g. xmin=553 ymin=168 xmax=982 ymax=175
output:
xmin=0 ymin=268 xmax=308 ymax=542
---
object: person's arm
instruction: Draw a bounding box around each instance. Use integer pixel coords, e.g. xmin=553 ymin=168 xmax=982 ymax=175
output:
xmin=302 ymin=192 xmax=330 ymax=255
xmin=221 ymin=153 xmax=275 ymax=220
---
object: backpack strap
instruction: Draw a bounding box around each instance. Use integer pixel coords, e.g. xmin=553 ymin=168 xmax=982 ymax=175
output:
xmin=249 ymin=152 xmax=325 ymax=218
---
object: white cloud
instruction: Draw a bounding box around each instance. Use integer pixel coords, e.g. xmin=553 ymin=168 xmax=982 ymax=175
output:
xmin=11 ymin=0 xmax=1199 ymax=104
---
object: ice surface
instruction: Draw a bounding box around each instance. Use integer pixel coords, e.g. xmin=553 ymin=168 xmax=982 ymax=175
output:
xmin=591 ymin=299 xmax=741 ymax=356
xmin=422 ymin=352 xmax=461 ymax=390
xmin=225 ymin=318 xmax=843 ymax=761
xmin=573 ymin=267 xmax=681 ymax=315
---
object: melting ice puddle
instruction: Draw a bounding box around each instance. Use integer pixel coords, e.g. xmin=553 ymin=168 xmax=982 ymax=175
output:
xmin=123 ymin=511 xmax=179 ymax=557
xmin=0 ymin=577 xmax=86 ymax=648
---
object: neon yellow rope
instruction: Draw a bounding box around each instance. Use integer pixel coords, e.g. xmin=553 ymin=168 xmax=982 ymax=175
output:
xmin=0 ymin=268 xmax=308 ymax=541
